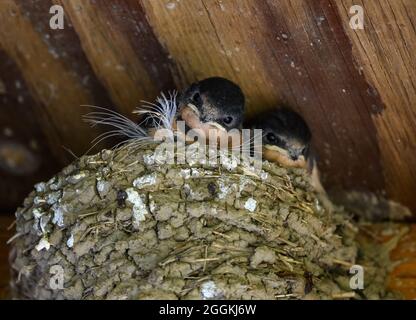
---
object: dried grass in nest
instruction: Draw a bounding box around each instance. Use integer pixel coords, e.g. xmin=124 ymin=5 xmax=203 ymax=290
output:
xmin=8 ymin=142 xmax=392 ymax=300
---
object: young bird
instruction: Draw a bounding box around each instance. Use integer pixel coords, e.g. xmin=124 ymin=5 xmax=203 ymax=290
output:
xmin=246 ymin=107 xmax=332 ymax=212
xmin=84 ymin=77 xmax=245 ymax=150
xmin=246 ymin=107 xmax=311 ymax=168
xmin=178 ymin=77 xmax=245 ymax=138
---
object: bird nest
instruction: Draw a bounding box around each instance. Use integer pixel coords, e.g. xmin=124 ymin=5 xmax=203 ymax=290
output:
xmin=8 ymin=141 xmax=392 ymax=300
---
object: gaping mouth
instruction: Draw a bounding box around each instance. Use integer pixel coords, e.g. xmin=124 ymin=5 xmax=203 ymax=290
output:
xmin=264 ymin=144 xmax=307 ymax=168
xmin=264 ymin=144 xmax=290 ymax=157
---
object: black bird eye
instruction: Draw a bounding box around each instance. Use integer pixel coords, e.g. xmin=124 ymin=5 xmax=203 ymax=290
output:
xmin=223 ymin=116 xmax=234 ymax=125
xmin=192 ymin=92 xmax=203 ymax=106
xmin=266 ymin=132 xmax=277 ymax=143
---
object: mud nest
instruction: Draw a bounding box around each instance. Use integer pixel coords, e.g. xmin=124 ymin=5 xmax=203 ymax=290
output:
xmin=9 ymin=142 xmax=391 ymax=299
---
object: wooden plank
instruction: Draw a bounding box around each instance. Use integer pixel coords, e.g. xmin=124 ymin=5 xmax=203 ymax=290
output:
xmin=0 ymin=0 xmax=114 ymax=210
xmin=57 ymin=0 xmax=176 ymax=114
xmin=0 ymin=0 xmax=102 ymax=158
xmin=16 ymin=0 xmax=114 ymax=113
xmin=0 ymin=0 xmax=176 ymax=210
xmin=334 ymin=0 xmax=416 ymax=213
xmin=0 ymin=50 xmax=61 ymax=211
xmin=0 ymin=0 xmax=415 ymax=214
xmin=141 ymin=0 xmax=386 ymax=196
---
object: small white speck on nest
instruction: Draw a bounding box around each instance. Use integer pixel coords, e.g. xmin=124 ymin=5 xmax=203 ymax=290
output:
xmin=244 ymin=198 xmax=257 ymax=212
xmin=183 ymin=183 xmax=199 ymax=199
xmin=190 ymin=168 xmax=201 ymax=177
xmin=126 ymin=188 xmax=149 ymax=228
xmin=314 ymin=198 xmax=323 ymax=212
xmin=96 ymin=179 xmax=111 ymax=197
xmin=186 ymin=142 xmax=206 ymax=166
xmin=34 ymin=182 xmax=46 ymax=193
xmin=201 ymin=281 xmax=222 ymax=300
xmin=154 ymin=147 xmax=175 ymax=164
xmin=260 ymin=170 xmax=269 ymax=181
xmin=46 ymin=191 xmax=62 ymax=205
xmin=143 ymin=153 xmax=155 ymax=165
xmin=35 ymin=238 xmax=51 ymax=251
xmin=47 ymin=176 xmax=62 ymax=191
xmin=52 ymin=204 xmax=65 ymax=227
xmin=32 ymin=208 xmax=43 ymax=219
xmin=133 ymin=173 xmax=157 ymax=189
xmin=149 ymin=199 xmax=157 ymax=214
xmin=33 ymin=196 xmax=45 ymax=205
xmin=66 ymin=172 xmax=87 ymax=184
xmin=40 ymin=215 xmax=50 ymax=234
xmin=67 ymin=234 xmax=74 ymax=248
xmin=180 ymin=169 xmax=191 ymax=179
xmin=96 ymin=180 xmax=106 ymax=192
xmin=219 ymin=151 xmax=238 ymax=171
xmin=217 ymin=178 xmax=237 ymax=200
xmin=192 ymin=168 xmax=214 ymax=177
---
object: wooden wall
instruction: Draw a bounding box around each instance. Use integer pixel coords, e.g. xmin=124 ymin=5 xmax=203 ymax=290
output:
xmin=0 ymin=0 xmax=415 ymax=213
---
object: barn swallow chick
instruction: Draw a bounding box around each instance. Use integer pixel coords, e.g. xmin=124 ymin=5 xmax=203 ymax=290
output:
xmin=246 ymin=107 xmax=332 ymax=212
xmin=85 ymin=78 xmax=245 ymax=152
xmin=178 ymin=77 xmax=245 ymax=140
xmin=246 ymin=107 xmax=312 ymax=169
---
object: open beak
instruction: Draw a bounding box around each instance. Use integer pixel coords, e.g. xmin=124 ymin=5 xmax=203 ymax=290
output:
xmin=263 ymin=144 xmax=307 ymax=168
xmin=264 ymin=144 xmax=290 ymax=157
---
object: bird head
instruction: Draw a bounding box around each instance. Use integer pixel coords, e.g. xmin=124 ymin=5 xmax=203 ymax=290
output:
xmin=247 ymin=107 xmax=312 ymax=167
xmin=178 ymin=77 xmax=245 ymax=135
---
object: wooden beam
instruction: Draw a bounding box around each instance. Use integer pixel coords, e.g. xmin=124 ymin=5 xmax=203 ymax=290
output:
xmin=334 ymin=0 xmax=416 ymax=214
xmin=142 ymin=0 xmax=386 ymax=196
xmin=57 ymin=0 xmax=176 ymax=114
xmin=0 ymin=0 xmax=415 ymax=213
xmin=0 ymin=0 xmax=102 ymax=157
xmin=0 ymin=50 xmax=61 ymax=211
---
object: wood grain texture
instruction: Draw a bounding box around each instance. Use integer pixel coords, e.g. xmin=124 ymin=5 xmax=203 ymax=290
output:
xmin=0 ymin=0 xmax=101 ymax=157
xmin=0 ymin=0 xmax=113 ymax=210
xmin=0 ymin=50 xmax=61 ymax=211
xmin=142 ymin=0 xmax=385 ymax=194
xmin=0 ymin=0 xmax=415 ymax=214
xmin=334 ymin=0 xmax=416 ymax=214
xmin=57 ymin=0 xmax=176 ymax=114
